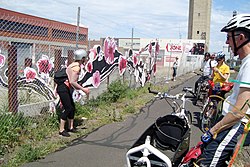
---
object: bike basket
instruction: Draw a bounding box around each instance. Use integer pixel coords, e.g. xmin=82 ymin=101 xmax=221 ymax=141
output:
xmin=154 ymin=115 xmax=187 ymax=150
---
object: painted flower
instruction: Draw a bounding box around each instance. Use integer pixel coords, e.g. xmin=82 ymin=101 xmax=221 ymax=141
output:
xmin=0 ymin=54 xmax=5 ymax=68
xmin=92 ymin=70 xmax=101 ymax=88
xmin=36 ymin=55 xmax=53 ymax=74
xmin=24 ymin=67 xmax=37 ymax=82
xmin=148 ymin=42 xmax=152 ymax=54
xmin=153 ymin=63 xmax=157 ymax=76
xmin=132 ymin=55 xmax=138 ymax=67
xmin=86 ymin=60 xmax=93 ymax=73
xmin=119 ymin=55 xmax=127 ymax=75
xmin=104 ymin=37 xmax=116 ymax=64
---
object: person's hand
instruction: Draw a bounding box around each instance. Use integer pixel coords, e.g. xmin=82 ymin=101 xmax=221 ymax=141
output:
xmin=213 ymin=67 xmax=219 ymax=72
xmin=83 ymin=87 xmax=90 ymax=95
xmin=201 ymin=130 xmax=213 ymax=143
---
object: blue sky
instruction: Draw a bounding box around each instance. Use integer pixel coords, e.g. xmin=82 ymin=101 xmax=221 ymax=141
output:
xmin=1 ymin=0 xmax=250 ymax=52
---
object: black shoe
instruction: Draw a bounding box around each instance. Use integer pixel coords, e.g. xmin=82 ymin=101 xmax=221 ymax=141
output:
xmin=68 ymin=128 xmax=77 ymax=133
xmin=59 ymin=130 xmax=70 ymax=137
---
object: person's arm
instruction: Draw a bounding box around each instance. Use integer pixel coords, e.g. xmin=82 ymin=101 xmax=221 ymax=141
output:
xmin=213 ymin=67 xmax=229 ymax=81
xmin=210 ymin=87 xmax=250 ymax=135
xmin=53 ymin=84 xmax=58 ymax=97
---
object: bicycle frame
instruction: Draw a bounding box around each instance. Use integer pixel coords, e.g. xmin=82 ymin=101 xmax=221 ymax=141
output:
xmin=126 ymin=136 xmax=172 ymax=167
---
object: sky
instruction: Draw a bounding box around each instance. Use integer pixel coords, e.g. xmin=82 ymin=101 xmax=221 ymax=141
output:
xmin=1 ymin=0 xmax=250 ymax=53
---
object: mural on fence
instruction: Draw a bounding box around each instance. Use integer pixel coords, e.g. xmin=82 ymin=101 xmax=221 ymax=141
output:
xmin=0 ymin=37 xmax=159 ymax=109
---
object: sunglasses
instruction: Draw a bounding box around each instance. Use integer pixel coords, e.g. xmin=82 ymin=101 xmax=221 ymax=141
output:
xmin=216 ymin=59 xmax=222 ymax=61
xmin=226 ymin=34 xmax=240 ymax=40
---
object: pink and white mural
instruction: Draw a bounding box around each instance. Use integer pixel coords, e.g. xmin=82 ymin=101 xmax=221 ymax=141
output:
xmin=0 ymin=37 xmax=159 ymax=103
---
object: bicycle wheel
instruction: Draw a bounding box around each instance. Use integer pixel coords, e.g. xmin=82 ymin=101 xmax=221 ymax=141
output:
xmin=185 ymin=110 xmax=192 ymax=125
xmin=194 ymin=84 xmax=202 ymax=105
xmin=200 ymin=100 xmax=217 ymax=132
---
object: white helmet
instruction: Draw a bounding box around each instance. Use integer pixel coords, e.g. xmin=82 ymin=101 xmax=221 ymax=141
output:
xmin=221 ymin=14 xmax=250 ymax=56
xmin=74 ymin=49 xmax=87 ymax=60
xmin=221 ymin=14 xmax=250 ymax=32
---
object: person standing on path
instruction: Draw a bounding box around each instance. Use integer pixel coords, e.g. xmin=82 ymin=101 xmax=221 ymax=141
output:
xmin=56 ymin=49 xmax=90 ymax=137
xmin=172 ymin=57 xmax=178 ymax=81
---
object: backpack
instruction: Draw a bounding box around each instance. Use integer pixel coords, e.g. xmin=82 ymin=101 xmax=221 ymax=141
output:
xmin=54 ymin=68 xmax=68 ymax=85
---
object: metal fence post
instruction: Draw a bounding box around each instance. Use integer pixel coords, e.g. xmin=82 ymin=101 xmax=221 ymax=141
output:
xmin=8 ymin=45 xmax=18 ymax=113
xmin=67 ymin=50 xmax=74 ymax=65
xmin=54 ymin=49 xmax=62 ymax=71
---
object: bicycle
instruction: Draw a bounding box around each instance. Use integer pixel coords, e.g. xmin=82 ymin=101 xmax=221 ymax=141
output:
xmin=126 ymin=87 xmax=195 ymax=167
xmin=193 ymin=72 xmax=211 ymax=106
xmin=200 ymin=81 xmax=234 ymax=132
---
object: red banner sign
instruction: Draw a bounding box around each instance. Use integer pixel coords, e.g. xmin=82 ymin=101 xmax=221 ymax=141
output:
xmin=166 ymin=43 xmax=183 ymax=52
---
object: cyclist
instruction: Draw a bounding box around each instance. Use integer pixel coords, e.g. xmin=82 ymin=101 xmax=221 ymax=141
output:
xmin=199 ymin=14 xmax=250 ymax=166
xmin=212 ymin=51 xmax=230 ymax=85
xmin=194 ymin=52 xmax=216 ymax=95
xmin=210 ymin=52 xmax=217 ymax=69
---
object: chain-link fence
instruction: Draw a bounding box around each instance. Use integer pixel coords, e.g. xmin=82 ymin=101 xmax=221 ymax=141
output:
xmin=0 ymin=11 xmax=89 ymax=160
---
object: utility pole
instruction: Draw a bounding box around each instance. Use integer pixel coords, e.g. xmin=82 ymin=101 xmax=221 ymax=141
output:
xmin=76 ymin=7 xmax=80 ymax=49
xmin=130 ymin=28 xmax=134 ymax=88
xmin=88 ymin=38 xmax=91 ymax=50
xmin=131 ymin=28 xmax=134 ymax=50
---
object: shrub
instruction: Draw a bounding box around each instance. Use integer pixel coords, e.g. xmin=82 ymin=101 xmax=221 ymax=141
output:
xmin=96 ymin=80 xmax=129 ymax=103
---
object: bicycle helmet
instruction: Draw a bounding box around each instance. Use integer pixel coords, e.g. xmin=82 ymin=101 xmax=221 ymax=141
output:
xmin=221 ymin=14 xmax=250 ymax=55
xmin=216 ymin=51 xmax=226 ymax=60
xmin=221 ymin=14 xmax=250 ymax=33
xmin=209 ymin=53 xmax=215 ymax=59
xmin=74 ymin=49 xmax=87 ymax=60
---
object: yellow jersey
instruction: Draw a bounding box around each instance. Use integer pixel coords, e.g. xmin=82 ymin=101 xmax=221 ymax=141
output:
xmin=213 ymin=62 xmax=230 ymax=85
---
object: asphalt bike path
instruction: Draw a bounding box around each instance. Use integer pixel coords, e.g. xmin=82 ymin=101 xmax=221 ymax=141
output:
xmin=22 ymin=75 xmax=202 ymax=167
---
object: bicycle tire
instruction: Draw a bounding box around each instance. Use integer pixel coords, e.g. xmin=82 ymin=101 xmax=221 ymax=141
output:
xmin=201 ymin=93 xmax=209 ymax=106
xmin=194 ymin=84 xmax=202 ymax=106
xmin=185 ymin=110 xmax=192 ymax=125
xmin=196 ymin=84 xmax=202 ymax=100
xmin=200 ymin=100 xmax=217 ymax=132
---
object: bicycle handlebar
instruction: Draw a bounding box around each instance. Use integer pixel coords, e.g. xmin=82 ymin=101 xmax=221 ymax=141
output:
xmin=148 ymin=87 xmax=195 ymax=100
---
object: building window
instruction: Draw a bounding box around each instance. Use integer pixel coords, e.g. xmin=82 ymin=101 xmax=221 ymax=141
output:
xmin=0 ymin=19 xmax=48 ymax=37
xmin=52 ymin=29 xmax=86 ymax=41
xmin=197 ymin=31 xmax=199 ymax=34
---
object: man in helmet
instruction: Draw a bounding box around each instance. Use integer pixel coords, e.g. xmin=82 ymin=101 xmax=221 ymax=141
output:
xmin=56 ymin=49 xmax=90 ymax=137
xmin=199 ymin=14 xmax=250 ymax=166
xmin=194 ymin=52 xmax=217 ymax=96
xmin=212 ymin=51 xmax=230 ymax=86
